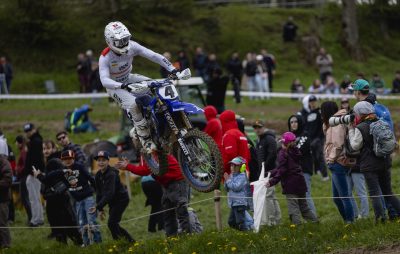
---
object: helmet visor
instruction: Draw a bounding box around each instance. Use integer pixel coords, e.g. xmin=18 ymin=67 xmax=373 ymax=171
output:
xmin=113 ymin=36 xmax=131 ymax=48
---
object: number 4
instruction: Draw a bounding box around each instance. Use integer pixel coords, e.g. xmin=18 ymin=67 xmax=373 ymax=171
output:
xmin=164 ymin=86 xmax=175 ymax=98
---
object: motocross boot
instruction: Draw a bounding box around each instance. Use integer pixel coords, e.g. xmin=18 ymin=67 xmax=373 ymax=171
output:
xmin=133 ymin=118 xmax=157 ymax=154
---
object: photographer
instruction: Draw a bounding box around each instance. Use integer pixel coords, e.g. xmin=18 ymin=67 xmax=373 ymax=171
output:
xmin=348 ymin=101 xmax=400 ymax=223
xmin=321 ymin=101 xmax=355 ymax=223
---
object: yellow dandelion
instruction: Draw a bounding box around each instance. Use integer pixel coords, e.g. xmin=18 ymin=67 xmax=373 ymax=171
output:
xmin=342 ymin=234 xmax=348 ymax=240
xmin=290 ymin=224 xmax=296 ymax=228
xmin=134 ymin=242 xmax=140 ymax=246
xmin=108 ymin=249 xmax=113 ymax=253
xmin=207 ymin=242 xmax=213 ymax=245
xmin=192 ymin=252 xmax=197 ymax=254
xmin=113 ymin=245 xmax=117 ymax=248
xmin=231 ymin=246 xmax=237 ymax=252
xmin=128 ymin=249 xmax=133 ymax=252
xmin=281 ymin=237 xmax=287 ymax=241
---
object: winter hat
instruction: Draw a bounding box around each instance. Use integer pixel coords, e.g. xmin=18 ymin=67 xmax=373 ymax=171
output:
xmin=281 ymin=132 xmax=296 ymax=145
xmin=353 ymin=101 xmax=375 ymax=115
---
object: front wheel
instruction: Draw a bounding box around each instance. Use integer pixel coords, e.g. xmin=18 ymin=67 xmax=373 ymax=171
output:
xmin=177 ymin=129 xmax=223 ymax=193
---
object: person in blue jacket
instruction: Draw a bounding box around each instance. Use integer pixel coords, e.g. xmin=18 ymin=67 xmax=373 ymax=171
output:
xmin=69 ymin=104 xmax=98 ymax=133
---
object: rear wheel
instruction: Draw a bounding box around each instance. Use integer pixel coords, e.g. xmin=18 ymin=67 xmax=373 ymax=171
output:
xmin=177 ymin=129 xmax=223 ymax=193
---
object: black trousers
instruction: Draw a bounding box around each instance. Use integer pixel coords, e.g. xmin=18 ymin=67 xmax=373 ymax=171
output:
xmin=19 ymin=175 xmax=32 ymax=223
xmin=141 ymin=181 xmax=163 ymax=232
xmin=364 ymin=169 xmax=400 ymax=221
xmin=230 ymin=75 xmax=241 ymax=103
xmin=162 ymin=180 xmax=191 ymax=237
xmin=7 ymin=195 xmax=14 ymax=222
xmin=46 ymin=195 xmax=82 ymax=245
xmin=108 ymin=199 xmax=134 ymax=242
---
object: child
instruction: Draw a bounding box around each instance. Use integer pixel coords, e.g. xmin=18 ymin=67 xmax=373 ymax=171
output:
xmin=266 ymin=132 xmax=318 ymax=225
xmin=224 ymin=156 xmax=253 ymax=231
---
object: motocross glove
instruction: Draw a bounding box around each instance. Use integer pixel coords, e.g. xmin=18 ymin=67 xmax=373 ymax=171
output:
xmin=120 ymin=83 xmax=132 ymax=92
xmin=168 ymin=69 xmax=179 ymax=80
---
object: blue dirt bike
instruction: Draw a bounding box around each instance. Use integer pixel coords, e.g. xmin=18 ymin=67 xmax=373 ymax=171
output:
xmin=127 ymin=68 xmax=223 ymax=192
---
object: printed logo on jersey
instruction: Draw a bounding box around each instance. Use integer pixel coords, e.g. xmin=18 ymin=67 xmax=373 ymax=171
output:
xmin=119 ymin=62 xmax=129 ymax=71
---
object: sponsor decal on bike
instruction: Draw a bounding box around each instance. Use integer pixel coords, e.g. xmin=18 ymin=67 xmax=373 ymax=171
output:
xmin=164 ymin=111 xmax=179 ymax=133
xmin=178 ymin=138 xmax=190 ymax=157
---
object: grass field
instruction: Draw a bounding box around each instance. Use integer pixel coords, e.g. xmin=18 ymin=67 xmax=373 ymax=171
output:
xmin=1 ymin=97 xmax=400 ymax=254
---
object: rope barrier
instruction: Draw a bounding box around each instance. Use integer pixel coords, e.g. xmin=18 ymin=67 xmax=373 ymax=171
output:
xmin=1 ymin=193 xmax=399 ymax=229
xmin=1 ymin=91 xmax=400 ymax=100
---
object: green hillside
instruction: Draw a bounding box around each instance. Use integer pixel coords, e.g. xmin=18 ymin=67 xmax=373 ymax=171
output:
xmin=1 ymin=2 xmax=400 ymax=94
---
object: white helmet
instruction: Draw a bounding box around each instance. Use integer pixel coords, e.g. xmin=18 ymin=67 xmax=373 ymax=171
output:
xmin=104 ymin=21 xmax=132 ymax=55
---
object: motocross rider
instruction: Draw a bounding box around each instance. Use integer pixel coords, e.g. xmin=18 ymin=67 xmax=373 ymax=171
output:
xmin=99 ymin=21 xmax=177 ymax=153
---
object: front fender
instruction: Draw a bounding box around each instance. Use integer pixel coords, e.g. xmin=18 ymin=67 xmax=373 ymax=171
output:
xmin=167 ymin=100 xmax=204 ymax=115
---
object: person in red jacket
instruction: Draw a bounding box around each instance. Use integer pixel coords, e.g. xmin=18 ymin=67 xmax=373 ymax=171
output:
xmin=203 ymin=105 xmax=223 ymax=150
xmin=220 ymin=110 xmax=251 ymax=174
xmin=115 ymin=155 xmax=191 ymax=236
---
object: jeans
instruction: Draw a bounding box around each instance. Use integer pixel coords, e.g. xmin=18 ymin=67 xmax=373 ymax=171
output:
xmin=255 ymin=74 xmax=269 ymax=99
xmin=329 ymin=163 xmax=355 ymax=223
xmin=75 ymin=196 xmax=102 ymax=245
xmin=346 ymin=173 xmax=369 ymax=218
xmin=310 ymin=138 xmax=328 ymax=177
xmin=247 ymin=76 xmax=258 ymax=100
xmin=363 ymin=169 xmax=400 ymax=221
xmin=228 ymin=205 xmax=250 ymax=231
xmin=26 ymin=175 xmax=44 ymax=225
xmin=303 ymin=173 xmax=317 ymax=217
xmin=108 ymin=198 xmax=134 ymax=242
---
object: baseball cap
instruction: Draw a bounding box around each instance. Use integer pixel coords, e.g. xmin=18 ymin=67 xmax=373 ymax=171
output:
xmin=229 ymin=156 xmax=247 ymax=166
xmin=23 ymin=123 xmax=34 ymax=133
xmin=353 ymin=101 xmax=375 ymax=115
xmin=252 ymin=120 xmax=264 ymax=128
xmin=94 ymin=150 xmax=110 ymax=160
xmin=61 ymin=150 xmax=75 ymax=160
xmin=350 ymin=79 xmax=369 ymax=91
xmin=308 ymin=95 xmax=317 ymax=102
xmin=281 ymin=132 xmax=296 ymax=145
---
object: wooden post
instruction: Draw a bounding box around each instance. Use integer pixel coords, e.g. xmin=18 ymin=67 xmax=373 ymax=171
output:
xmin=214 ymin=189 xmax=222 ymax=231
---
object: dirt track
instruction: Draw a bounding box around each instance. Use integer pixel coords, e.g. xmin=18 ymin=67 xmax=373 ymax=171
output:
xmin=335 ymin=244 xmax=400 ymax=254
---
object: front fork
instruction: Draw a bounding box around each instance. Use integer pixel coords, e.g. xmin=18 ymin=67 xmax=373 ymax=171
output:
xmin=159 ymin=102 xmax=192 ymax=162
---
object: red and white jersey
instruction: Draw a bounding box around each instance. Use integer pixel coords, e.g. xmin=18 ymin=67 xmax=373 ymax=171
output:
xmin=99 ymin=41 xmax=175 ymax=90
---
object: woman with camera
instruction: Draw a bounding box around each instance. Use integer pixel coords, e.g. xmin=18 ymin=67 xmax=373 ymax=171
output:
xmin=321 ymin=101 xmax=356 ymax=223
xmin=348 ymin=101 xmax=400 ymax=223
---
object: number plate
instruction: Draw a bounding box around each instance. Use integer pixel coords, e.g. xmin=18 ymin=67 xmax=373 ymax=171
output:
xmin=158 ymin=85 xmax=179 ymax=100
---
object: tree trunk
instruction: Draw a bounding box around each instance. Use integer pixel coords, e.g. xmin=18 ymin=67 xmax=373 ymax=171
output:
xmin=341 ymin=0 xmax=363 ymax=61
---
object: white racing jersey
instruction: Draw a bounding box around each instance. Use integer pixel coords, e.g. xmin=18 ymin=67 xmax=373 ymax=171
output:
xmin=99 ymin=41 xmax=175 ymax=90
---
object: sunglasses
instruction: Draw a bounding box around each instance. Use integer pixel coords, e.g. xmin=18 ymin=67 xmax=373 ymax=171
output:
xmin=57 ymin=136 xmax=66 ymax=141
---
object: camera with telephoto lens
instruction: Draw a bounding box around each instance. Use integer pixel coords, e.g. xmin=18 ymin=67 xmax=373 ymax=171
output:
xmin=328 ymin=114 xmax=355 ymax=127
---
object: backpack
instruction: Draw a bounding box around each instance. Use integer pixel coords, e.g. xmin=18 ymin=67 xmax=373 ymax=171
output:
xmin=64 ymin=111 xmax=72 ymax=132
xmin=373 ymin=102 xmax=394 ymax=132
xmin=369 ymin=119 xmax=396 ymax=157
